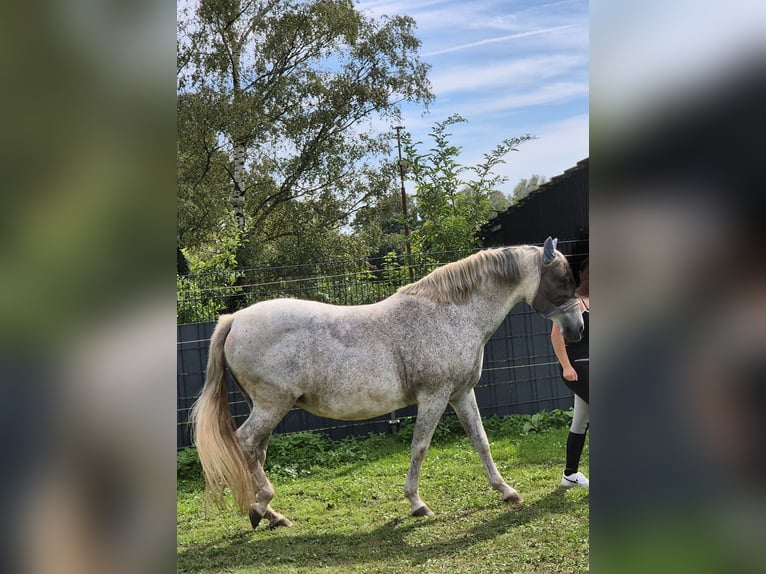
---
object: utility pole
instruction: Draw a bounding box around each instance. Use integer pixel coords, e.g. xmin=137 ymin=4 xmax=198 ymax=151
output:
xmin=393 ymin=125 xmax=413 ymax=279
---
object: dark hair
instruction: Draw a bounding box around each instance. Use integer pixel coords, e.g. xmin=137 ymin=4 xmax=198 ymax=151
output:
xmin=577 ymin=257 xmax=589 ymax=288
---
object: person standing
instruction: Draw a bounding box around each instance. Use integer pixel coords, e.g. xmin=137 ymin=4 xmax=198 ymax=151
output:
xmin=551 ymin=256 xmax=589 ymax=488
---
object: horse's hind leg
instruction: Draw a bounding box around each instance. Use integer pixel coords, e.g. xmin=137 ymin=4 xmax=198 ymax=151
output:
xmin=236 ymin=402 xmax=294 ymax=529
xmin=245 ymin=438 xmax=292 ymax=529
xmin=450 ymin=390 xmax=522 ymax=504
xmin=405 ymin=395 xmax=450 ymax=517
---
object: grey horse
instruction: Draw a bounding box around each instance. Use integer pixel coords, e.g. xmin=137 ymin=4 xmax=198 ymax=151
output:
xmin=191 ymin=237 xmax=583 ymax=529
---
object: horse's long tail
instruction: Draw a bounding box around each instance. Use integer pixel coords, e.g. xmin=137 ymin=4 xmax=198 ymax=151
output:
xmin=190 ymin=313 xmax=254 ymax=512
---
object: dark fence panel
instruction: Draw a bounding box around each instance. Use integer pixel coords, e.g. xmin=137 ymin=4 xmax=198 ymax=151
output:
xmin=177 ymin=322 xmax=215 ymax=449
xmin=177 ymin=303 xmax=572 ymax=450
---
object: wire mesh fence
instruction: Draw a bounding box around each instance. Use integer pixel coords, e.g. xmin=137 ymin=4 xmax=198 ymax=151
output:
xmin=177 ymin=248 xmax=480 ymax=324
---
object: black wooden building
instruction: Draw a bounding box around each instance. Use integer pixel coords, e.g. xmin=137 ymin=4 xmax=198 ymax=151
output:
xmin=480 ymin=158 xmax=589 ymax=271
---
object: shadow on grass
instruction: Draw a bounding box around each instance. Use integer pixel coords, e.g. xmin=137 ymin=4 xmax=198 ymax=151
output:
xmin=177 ymin=488 xmax=584 ymax=573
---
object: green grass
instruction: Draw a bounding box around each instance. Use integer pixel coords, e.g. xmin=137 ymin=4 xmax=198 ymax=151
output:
xmin=177 ymin=422 xmax=589 ymax=573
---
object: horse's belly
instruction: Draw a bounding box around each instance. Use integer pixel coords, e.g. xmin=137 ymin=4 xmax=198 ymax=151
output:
xmin=296 ymin=384 xmax=408 ymax=421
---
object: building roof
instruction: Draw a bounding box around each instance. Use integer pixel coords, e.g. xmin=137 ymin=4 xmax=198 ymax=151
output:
xmin=480 ymin=158 xmax=589 ymax=248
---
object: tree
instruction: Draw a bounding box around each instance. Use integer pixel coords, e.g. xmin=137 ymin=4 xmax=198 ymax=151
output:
xmin=350 ymin=188 xmax=415 ymax=262
xmin=177 ymin=90 xmax=236 ymax=254
xmin=400 ymin=114 xmax=534 ymax=258
xmin=510 ymin=174 xmax=548 ymax=205
xmin=177 ymin=0 xmax=432 ymax=269
xmin=488 ymin=189 xmax=510 ymax=216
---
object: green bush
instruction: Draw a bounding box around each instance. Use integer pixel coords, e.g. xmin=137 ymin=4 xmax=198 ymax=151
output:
xmin=265 ymin=431 xmax=333 ymax=477
xmin=177 ymin=447 xmax=202 ymax=484
xmin=519 ymin=408 xmax=574 ymax=435
xmin=176 ymin=242 xmax=242 ymax=323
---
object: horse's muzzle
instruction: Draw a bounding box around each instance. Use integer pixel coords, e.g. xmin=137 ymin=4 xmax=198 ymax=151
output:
xmin=563 ymin=325 xmax=583 ymax=344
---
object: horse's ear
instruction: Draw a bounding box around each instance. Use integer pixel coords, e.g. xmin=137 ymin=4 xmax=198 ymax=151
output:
xmin=542 ymin=236 xmax=557 ymax=265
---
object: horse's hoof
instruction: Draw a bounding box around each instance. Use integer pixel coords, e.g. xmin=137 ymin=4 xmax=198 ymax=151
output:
xmin=268 ymin=516 xmax=293 ymax=529
xmin=412 ymin=505 xmax=434 ymax=517
xmin=249 ymin=506 xmax=264 ymax=529
xmin=503 ymin=491 xmax=523 ymax=504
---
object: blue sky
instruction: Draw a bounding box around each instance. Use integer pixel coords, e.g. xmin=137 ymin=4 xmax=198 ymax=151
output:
xmin=357 ymin=0 xmax=589 ymax=193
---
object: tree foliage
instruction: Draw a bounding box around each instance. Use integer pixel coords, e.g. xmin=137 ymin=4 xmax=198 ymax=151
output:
xmin=176 ymin=2 xmax=544 ymax=322
xmin=511 ymin=174 xmax=548 ymax=205
xmin=401 ymin=114 xmax=535 ymax=258
xmin=350 ymin=188 xmax=415 ymax=261
xmin=177 ymin=0 xmax=433 ymax=269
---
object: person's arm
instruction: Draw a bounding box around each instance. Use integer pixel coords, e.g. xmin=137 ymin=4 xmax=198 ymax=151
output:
xmin=551 ymin=323 xmax=578 ymax=382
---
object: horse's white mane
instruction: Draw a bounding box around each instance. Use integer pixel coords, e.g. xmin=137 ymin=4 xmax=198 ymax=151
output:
xmin=397 ymin=247 xmax=523 ymax=304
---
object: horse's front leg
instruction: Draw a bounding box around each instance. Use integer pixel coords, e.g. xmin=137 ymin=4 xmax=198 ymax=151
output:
xmin=405 ymin=395 xmax=450 ymax=517
xmin=450 ymin=389 xmax=522 ymax=504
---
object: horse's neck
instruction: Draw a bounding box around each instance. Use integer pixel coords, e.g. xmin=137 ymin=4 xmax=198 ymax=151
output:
xmin=467 ymin=287 xmax=525 ymax=340
xmin=467 ymin=248 xmax=538 ymax=338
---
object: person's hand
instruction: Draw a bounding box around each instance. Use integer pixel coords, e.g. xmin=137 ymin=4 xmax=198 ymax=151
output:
xmin=562 ymin=366 xmax=578 ymax=382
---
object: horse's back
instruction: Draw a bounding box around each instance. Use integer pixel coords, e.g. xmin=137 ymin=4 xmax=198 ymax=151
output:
xmin=223 ymin=298 xmax=411 ymax=419
xmin=228 ymin=298 xmax=392 ymax=342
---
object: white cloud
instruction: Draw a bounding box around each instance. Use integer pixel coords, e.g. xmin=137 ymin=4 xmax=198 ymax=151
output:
xmin=429 ymin=53 xmax=588 ymax=95
xmin=483 ymin=82 xmax=589 ymax=114
xmin=507 ymin=114 xmax=589 ymax=180
xmin=452 ymin=114 xmax=589 ymax=186
xmin=423 ymin=25 xmax=575 ymax=57
xmin=428 ymin=82 xmax=588 ymax=123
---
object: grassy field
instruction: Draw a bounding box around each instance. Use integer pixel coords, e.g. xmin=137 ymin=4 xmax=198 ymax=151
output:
xmin=177 ymin=417 xmax=589 ymax=574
